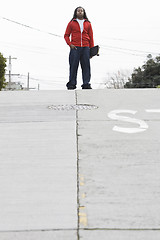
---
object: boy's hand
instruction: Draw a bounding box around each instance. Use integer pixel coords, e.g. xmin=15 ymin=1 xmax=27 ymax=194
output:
xmin=70 ymin=44 xmax=77 ymax=50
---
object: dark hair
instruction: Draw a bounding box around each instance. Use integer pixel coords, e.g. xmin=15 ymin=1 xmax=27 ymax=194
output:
xmin=71 ymin=6 xmax=90 ymax=22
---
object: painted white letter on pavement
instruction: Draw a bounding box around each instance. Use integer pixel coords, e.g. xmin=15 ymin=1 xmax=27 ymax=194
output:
xmin=108 ymin=110 xmax=148 ymax=134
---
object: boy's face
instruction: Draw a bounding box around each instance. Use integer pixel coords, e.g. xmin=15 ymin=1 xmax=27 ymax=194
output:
xmin=77 ymin=8 xmax=84 ymax=19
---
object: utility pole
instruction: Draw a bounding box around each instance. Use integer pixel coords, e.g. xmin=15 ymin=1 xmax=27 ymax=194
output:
xmin=7 ymin=56 xmax=17 ymax=90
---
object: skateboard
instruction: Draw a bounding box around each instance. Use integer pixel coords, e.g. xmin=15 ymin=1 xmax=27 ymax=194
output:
xmin=90 ymin=45 xmax=100 ymax=58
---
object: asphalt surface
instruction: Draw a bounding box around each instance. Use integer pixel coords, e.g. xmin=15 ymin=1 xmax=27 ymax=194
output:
xmin=0 ymin=89 xmax=160 ymax=239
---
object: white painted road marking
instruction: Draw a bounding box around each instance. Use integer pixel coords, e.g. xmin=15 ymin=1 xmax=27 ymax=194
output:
xmin=146 ymin=109 xmax=160 ymax=113
xmin=108 ymin=110 xmax=148 ymax=134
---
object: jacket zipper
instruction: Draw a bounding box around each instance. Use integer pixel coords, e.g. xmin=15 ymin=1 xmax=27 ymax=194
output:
xmin=81 ymin=21 xmax=84 ymax=47
xmin=81 ymin=32 xmax=82 ymax=47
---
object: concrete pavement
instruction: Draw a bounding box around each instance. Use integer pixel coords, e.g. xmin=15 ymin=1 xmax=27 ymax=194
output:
xmin=77 ymin=89 xmax=160 ymax=239
xmin=0 ymin=91 xmax=77 ymax=239
xmin=0 ymin=89 xmax=160 ymax=239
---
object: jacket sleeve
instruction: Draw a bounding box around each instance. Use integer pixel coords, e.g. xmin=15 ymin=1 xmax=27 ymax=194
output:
xmin=88 ymin=23 xmax=94 ymax=48
xmin=64 ymin=22 xmax=72 ymax=46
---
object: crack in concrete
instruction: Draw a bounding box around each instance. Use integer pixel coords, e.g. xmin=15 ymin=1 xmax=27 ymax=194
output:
xmin=75 ymin=91 xmax=80 ymax=240
xmin=80 ymin=228 xmax=160 ymax=231
xmin=0 ymin=229 xmax=77 ymax=233
xmin=1 ymin=228 xmax=160 ymax=233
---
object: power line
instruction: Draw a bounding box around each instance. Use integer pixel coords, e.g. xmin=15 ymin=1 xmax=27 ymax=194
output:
xmin=0 ymin=16 xmax=63 ymax=38
xmin=1 ymin=16 xmax=160 ymax=57
xmin=19 ymin=74 xmax=65 ymax=84
xmin=100 ymin=37 xmax=160 ymax=46
xmin=1 ymin=16 xmax=160 ymax=50
xmin=1 ymin=38 xmax=145 ymax=57
xmin=100 ymin=44 xmax=160 ymax=55
xmin=100 ymin=47 xmax=145 ymax=57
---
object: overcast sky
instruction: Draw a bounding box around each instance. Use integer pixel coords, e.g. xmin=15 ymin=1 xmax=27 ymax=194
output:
xmin=0 ymin=0 xmax=160 ymax=89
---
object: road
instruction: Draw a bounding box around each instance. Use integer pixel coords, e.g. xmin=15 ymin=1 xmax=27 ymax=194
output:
xmin=0 ymin=89 xmax=160 ymax=239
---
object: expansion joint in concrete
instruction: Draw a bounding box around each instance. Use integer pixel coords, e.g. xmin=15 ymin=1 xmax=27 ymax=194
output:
xmin=75 ymin=90 xmax=80 ymax=240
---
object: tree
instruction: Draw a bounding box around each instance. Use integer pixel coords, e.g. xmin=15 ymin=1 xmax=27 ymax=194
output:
xmin=124 ymin=55 xmax=160 ymax=88
xmin=105 ymin=70 xmax=131 ymax=89
xmin=0 ymin=52 xmax=7 ymax=91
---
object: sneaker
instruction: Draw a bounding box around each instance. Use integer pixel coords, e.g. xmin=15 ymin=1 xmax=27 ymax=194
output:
xmin=66 ymin=84 xmax=76 ymax=90
xmin=67 ymin=86 xmax=76 ymax=90
xmin=82 ymin=84 xmax=92 ymax=89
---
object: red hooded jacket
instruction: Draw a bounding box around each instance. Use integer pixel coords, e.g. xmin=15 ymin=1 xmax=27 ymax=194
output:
xmin=64 ymin=19 xmax=94 ymax=48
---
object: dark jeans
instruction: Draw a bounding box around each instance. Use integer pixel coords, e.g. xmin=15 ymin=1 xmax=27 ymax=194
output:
xmin=66 ymin=47 xmax=91 ymax=88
